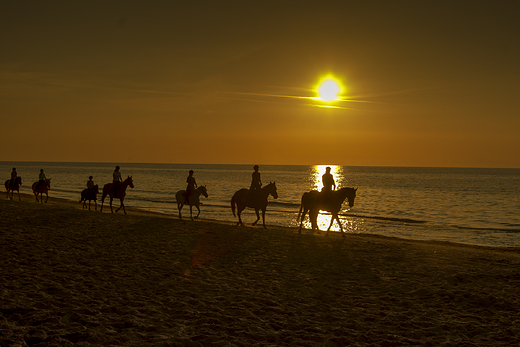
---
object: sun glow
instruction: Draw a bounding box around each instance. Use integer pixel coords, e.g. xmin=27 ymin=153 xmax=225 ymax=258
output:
xmin=315 ymin=76 xmax=344 ymax=102
xmin=318 ymin=80 xmax=340 ymax=101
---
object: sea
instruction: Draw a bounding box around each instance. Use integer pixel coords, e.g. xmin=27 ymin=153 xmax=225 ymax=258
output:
xmin=2 ymin=162 xmax=519 ymax=249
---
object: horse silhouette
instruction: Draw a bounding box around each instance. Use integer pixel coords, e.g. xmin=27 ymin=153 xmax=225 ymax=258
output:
xmin=231 ymin=182 xmax=278 ymax=228
xmin=80 ymin=185 xmax=99 ymax=210
xmin=100 ymin=176 xmax=134 ymax=214
xmin=32 ymin=179 xmax=51 ymax=203
xmin=297 ymin=187 xmax=357 ymax=234
xmin=175 ymin=185 xmax=208 ymax=220
xmin=5 ymin=177 xmax=22 ymax=201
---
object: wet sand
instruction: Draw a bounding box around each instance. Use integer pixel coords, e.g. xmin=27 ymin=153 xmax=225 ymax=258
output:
xmin=1 ymin=194 xmax=520 ymax=346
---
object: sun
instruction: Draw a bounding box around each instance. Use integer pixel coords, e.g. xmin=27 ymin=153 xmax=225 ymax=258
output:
xmin=318 ymin=80 xmax=340 ymax=101
xmin=315 ymin=76 xmax=344 ymax=102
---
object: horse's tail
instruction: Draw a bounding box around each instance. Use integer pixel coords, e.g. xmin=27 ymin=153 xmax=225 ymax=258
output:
xmin=297 ymin=194 xmax=305 ymax=222
xmin=298 ymin=192 xmax=311 ymax=222
xmin=231 ymin=195 xmax=236 ymax=217
xmin=297 ymin=204 xmax=302 ymax=222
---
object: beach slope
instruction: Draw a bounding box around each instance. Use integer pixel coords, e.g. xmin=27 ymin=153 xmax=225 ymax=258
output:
xmin=1 ymin=195 xmax=520 ymax=346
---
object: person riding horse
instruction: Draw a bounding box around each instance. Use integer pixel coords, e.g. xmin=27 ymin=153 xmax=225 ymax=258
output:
xmin=9 ymin=168 xmax=17 ymax=188
xmin=250 ymin=165 xmax=262 ymax=190
xmin=249 ymin=165 xmax=262 ymax=200
xmin=87 ymin=175 xmax=95 ymax=197
xmin=36 ymin=169 xmax=46 ymax=190
xmin=321 ymin=166 xmax=336 ymax=198
xmin=112 ymin=166 xmax=122 ymax=196
xmin=185 ymin=170 xmax=197 ymax=204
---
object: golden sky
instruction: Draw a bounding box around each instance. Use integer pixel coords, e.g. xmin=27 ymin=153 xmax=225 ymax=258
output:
xmin=1 ymin=1 xmax=519 ymax=167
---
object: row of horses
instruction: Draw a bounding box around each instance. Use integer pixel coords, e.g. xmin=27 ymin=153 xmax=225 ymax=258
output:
xmin=5 ymin=176 xmax=358 ymax=234
xmin=5 ymin=177 xmax=52 ymax=203
xmin=5 ymin=176 xmax=135 ymax=213
xmin=230 ymin=182 xmax=358 ymax=233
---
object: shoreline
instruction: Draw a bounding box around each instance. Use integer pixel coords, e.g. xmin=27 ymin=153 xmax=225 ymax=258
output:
xmin=2 ymin=195 xmax=520 ymax=345
xmin=8 ymin=192 xmax=520 ymax=251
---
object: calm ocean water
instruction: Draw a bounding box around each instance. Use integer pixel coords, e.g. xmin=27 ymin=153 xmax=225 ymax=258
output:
xmin=2 ymin=162 xmax=520 ymax=248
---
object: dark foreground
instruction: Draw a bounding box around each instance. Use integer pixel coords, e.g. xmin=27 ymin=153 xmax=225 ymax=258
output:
xmin=1 ymin=195 xmax=520 ymax=346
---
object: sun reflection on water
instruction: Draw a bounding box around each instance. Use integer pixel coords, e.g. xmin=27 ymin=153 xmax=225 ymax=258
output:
xmin=295 ymin=165 xmax=363 ymax=233
xmin=297 ymin=213 xmax=365 ymax=233
xmin=310 ymin=165 xmax=345 ymax=191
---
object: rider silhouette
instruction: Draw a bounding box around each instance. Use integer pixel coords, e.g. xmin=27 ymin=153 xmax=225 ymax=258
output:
xmin=9 ymin=168 xmax=17 ymax=188
xmin=112 ymin=166 xmax=122 ymax=196
xmin=87 ymin=176 xmax=95 ymax=196
xmin=185 ymin=170 xmax=197 ymax=204
xmin=250 ymin=165 xmax=262 ymax=190
xmin=36 ymin=169 xmax=46 ymax=190
xmin=321 ymin=167 xmax=336 ymax=196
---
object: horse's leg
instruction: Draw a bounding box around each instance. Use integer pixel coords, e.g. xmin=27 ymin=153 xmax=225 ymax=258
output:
xmin=100 ymin=194 xmax=105 ymax=212
xmin=17 ymin=189 xmax=20 ymax=201
xmin=44 ymin=191 xmax=48 ymax=203
xmin=189 ymin=205 xmax=194 ymax=220
xmin=326 ymin=214 xmax=334 ymax=231
xmin=333 ymin=213 xmax=345 ymax=235
xmin=94 ymin=199 xmax=97 ymax=211
xmin=34 ymin=191 xmax=39 ymax=202
xmin=88 ymin=200 xmax=91 ymax=210
xmin=310 ymin=210 xmax=320 ymax=232
xmin=178 ymin=202 xmax=183 ymax=219
xmin=327 ymin=213 xmax=343 ymax=233
xmin=299 ymin=208 xmax=308 ymax=233
xmin=261 ymin=208 xmax=267 ymax=228
xmin=195 ymin=204 xmax=201 ymax=219
xmin=237 ymin=206 xmax=244 ymax=226
xmin=109 ymin=196 xmax=114 ymax=213
xmin=252 ymin=208 xmax=260 ymax=226
xmin=116 ymin=198 xmax=126 ymax=214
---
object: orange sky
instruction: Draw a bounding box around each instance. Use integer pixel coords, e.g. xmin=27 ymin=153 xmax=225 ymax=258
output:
xmin=1 ymin=1 xmax=519 ymax=168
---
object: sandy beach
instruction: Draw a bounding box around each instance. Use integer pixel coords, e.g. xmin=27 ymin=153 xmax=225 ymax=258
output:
xmin=1 ymin=194 xmax=520 ymax=346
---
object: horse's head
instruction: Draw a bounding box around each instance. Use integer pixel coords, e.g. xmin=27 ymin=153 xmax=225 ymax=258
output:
xmin=125 ymin=176 xmax=134 ymax=188
xmin=94 ymin=185 xmax=99 ymax=193
xmin=345 ymin=187 xmax=357 ymax=207
xmin=265 ymin=181 xmax=278 ymax=199
xmin=17 ymin=176 xmax=22 ymax=184
xmin=47 ymin=178 xmax=51 ymax=188
xmin=200 ymin=185 xmax=208 ymax=198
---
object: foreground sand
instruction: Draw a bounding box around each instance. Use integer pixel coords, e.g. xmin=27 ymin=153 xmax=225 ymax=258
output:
xmin=1 ymin=195 xmax=520 ymax=346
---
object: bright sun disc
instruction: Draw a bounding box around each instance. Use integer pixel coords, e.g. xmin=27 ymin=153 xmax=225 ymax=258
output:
xmin=317 ymin=79 xmax=340 ymax=101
